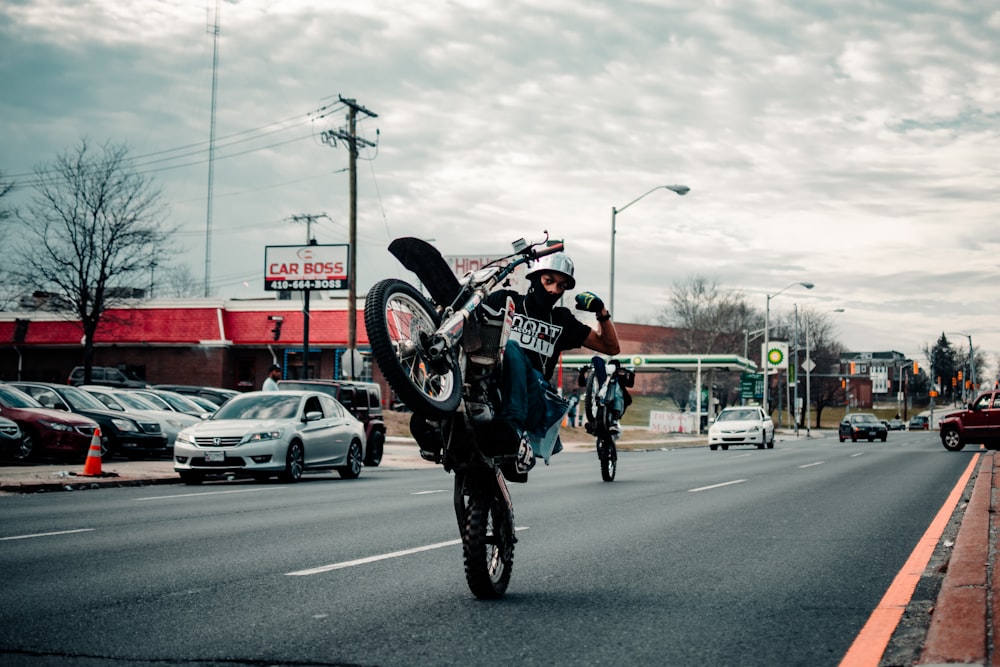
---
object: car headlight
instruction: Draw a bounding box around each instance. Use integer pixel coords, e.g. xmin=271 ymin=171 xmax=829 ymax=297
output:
xmin=164 ymin=418 xmax=186 ymax=429
xmin=38 ymin=420 xmax=74 ymax=432
xmin=175 ymin=432 xmax=195 ymax=446
xmin=241 ymin=429 xmax=283 ymax=444
xmin=111 ymin=418 xmax=139 ymax=432
xmin=749 ymin=425 xmax=761 ymax=432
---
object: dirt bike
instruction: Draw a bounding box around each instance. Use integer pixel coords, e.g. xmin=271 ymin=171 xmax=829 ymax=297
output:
xmin=364 ymin=233 xmax=564 ymax=599
xmin=580 ymin=356 xmax=634 ymax=482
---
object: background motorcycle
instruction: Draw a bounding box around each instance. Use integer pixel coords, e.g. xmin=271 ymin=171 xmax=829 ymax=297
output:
xmin=580 ymin=357 xmax=634 ymax=482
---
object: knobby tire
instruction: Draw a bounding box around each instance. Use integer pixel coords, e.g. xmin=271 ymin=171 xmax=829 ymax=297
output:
xmin=364 ymin=279 xmax=462 ymax=419
xmin=599 ymin=436 xmax=617 ymax=482
xmin=462 ymin=488 xmax=514 ymax=599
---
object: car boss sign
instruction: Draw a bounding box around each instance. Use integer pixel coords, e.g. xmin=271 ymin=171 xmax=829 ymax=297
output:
xmin=264 ymin=244 xmax=349 ymax=291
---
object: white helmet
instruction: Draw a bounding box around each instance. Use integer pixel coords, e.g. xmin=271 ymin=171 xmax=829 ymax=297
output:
xmin=525 ymin=252 xmax=576 ymax=290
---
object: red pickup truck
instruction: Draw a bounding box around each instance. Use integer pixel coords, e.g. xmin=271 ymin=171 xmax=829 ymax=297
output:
xmin=938 ymin=390 xmax=1000 ymax=451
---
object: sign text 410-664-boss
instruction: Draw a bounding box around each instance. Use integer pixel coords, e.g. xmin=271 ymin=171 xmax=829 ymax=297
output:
xmin=264 ymin=244 xmax=349 ymax=291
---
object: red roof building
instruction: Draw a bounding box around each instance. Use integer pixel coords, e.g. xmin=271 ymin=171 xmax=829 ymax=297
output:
xmin=0 ymin=297 xmax=368 ymax=391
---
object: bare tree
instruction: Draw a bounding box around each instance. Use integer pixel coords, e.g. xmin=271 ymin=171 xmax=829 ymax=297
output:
xmin=797 ymin=309 xmax=846 ymax=427
xmin=0 ymin=172 xmax=16 ymax=308
xmin=0 ymin=171 xmax=13 ymax=221
xmin=655 ymin=276 xmax=757 ymax=410
xmin=9 ymin=140 xmax=176 ymax=383
xmin=157 ymin=263 xmax=203 ymax=298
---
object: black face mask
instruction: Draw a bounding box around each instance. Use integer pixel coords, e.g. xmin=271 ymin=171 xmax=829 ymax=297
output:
xmin=525 ymin=278 xmax=561 ymax=314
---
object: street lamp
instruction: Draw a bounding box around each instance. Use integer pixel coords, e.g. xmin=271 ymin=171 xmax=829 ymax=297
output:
xmin=947 ymin=332 xmax=975 ymax=403
xmin=762 ymin=281 xmax=813 ymax=421
xmin=804 ymin=308 xmax=844 ymax=437
xmin=610 ymin=184 xmax=690 ymax=316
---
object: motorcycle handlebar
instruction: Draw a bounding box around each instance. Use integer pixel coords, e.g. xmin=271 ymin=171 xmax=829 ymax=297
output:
xmin=534 ymin=242 xmax=564 ymax=258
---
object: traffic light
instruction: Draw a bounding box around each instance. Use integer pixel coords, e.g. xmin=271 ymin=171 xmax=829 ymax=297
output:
xmin=849 ymin=361 xmax=856 ymax=375
xmin=951 ymin=376 xmax=957 ymax=387
xmin=958 ymin=370 xmax=963 ymax=381
xmin=913 ymin=361 xmax=919 ymax=374
xmin=841 ymin=378 xmax=846 ymax=388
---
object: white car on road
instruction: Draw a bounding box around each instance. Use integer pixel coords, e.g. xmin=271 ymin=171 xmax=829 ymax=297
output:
xmin=708 ymin=406 xmax=775 ymax=450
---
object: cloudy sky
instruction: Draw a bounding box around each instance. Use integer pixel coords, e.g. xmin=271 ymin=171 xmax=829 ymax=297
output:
xmin=2 ymin=0 xmax=998 ymax=376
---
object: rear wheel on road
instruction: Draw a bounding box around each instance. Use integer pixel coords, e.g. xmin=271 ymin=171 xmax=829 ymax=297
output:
xmin=339 ymin=440 xmax=363 ymax=479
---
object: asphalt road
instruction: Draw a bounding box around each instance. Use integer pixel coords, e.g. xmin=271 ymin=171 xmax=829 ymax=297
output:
xmin=0 ymin=430 xmax=970 ymax=666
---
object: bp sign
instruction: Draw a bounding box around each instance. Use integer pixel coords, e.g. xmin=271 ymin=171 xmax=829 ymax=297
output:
xmin=761 ymin=341 xmax=789 ymax=370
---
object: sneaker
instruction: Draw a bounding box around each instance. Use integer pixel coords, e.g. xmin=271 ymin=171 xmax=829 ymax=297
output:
xmin=515 ymin=432 xmax=535 ymax=474
xmin=609 ymin=423 xmax=621 ymax=435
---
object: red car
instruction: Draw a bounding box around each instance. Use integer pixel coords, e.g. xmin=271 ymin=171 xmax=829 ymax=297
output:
xmin=0 ymin=384 xmax=99 ymax=462
xmin=939 ymin=391 xmax=1000 ymax=452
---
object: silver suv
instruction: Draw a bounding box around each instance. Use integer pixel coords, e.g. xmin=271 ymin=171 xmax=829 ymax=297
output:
xmin=67 ymin=366 xmax=149 ymax=388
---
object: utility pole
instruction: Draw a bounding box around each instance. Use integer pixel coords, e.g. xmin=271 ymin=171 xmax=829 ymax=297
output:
xmin=320 ymin=96 xmax=377 ymax=380
xmin=203 ymin=0 xmax=221 ymax=297
xmin=288 ymin=213 xmax=330 ymax=380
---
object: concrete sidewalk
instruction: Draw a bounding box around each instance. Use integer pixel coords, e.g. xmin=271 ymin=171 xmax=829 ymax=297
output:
xmin=915 ymin=451 xmax=997 ymax=666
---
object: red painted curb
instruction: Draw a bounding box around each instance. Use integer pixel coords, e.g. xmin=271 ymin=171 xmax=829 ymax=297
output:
xmin=919 ymin=454 xmax=993 ymax=665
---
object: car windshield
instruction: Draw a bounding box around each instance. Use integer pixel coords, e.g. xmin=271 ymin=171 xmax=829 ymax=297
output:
xmin=134 ymin=392 xmax=171 ymax=409
xmin=213 ymin=394 xmax=300 ymax=420
xmin=155 ymin=392 xmax=203 ymax=412
xmin=717 ymin=409 xmax=759 ymax=422
xmin=0 ymin=385 xmax=42 ymax=408
xmin=59 ymin=386 xmax=108 ymax=410
xmin=114 ymin=392 xmax=159 ymax=411
xmin=853 ymin=414 xmax=878 ymax=423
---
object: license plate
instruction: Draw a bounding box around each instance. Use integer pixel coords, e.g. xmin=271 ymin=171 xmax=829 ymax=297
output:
xmin=205 ymin=450 xmax=225 ymax=462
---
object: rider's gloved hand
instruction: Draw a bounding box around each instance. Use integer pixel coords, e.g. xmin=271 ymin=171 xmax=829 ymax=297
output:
xmin=575 ymin=291 xmax=605 ymax=314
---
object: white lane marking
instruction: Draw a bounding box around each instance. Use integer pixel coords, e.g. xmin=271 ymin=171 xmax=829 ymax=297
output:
xmin=286 ymin=527 xmax=530 ymax=576
xmin=136 ymin=487 xmax=287 ymax=501
xmin=688 ymin=479 xmax=746 ymax=493
xmin=850 ymin=452 xmax=865 ymax=458
xmin=799 ymin=461 xmax=824 ymax=468
xmin=1 ymin=528 xmax=95 ymax=541
xmin=412 ymin=490 xmax=448 ymax=495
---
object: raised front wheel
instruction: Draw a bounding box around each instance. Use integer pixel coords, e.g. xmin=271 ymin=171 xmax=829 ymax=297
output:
xmin=364 ymin=279 xmax=461 ymax=420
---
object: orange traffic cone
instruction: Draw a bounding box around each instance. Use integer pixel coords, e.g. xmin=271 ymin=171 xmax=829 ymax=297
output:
xmin=80 ymin=428 xmax=103 ymax=476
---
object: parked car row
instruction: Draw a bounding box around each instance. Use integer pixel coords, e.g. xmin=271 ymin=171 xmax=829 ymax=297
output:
xmin=0 ymin=381 xmax=235 ymax=463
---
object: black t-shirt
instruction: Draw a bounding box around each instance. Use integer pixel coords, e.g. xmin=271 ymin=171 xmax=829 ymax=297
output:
xmin=486 ymin=290 xmax=592 ymax=381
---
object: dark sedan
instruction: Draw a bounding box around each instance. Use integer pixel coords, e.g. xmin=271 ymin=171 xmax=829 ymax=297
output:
xmin=0 ymin=384 xmax=98 ymax=461
xmin=838 ymin=413 xmax=888 ymax=442
xmin=9 ymin=382 xmax=168 ymax=460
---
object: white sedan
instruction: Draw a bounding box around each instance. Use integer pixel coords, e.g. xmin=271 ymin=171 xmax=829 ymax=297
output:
xmin=173 ymin=390 xmax=366 ymax=485
xmin=708 ymin=406 xmax=775 ymax=450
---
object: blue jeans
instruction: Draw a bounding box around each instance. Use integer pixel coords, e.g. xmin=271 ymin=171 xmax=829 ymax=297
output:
xmin=500 ymin=341 xmax=568 ymax=463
